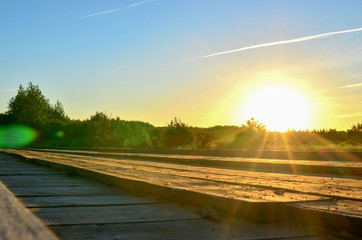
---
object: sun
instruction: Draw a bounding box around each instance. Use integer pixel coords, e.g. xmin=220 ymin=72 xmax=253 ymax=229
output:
xmin=243 ymin=86 xmax=309 ymax=132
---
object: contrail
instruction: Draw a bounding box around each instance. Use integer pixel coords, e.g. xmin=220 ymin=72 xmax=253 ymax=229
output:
xmin=192 ymin=27 xmax=362 ymax=61
xmin=301 ymin=81 xmax=362 ymax=97
xmin=0 ymin=88 xmax=17 ymax=93
xmin=78 ymin=0 xmax=155 ymax=20
xmin=320 ymin=82 xmax=362 ymax=93
xmin=336 ymin=112 xmax=362 ymax=119
xmin=340 ymin=82 xmax=362 ymax=89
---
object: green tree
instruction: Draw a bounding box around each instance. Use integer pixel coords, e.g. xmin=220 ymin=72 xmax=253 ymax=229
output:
xmin=117 ymin=121 xmax=150 ymax=147
xmin=193 ymin=128 xmax=214 ymax=148
xmin=244 ymin=117 xmax=266 ymax=130
xmin=231 ymin=118 xmax=266 ymax=148
xmin=163 ymin=118 xmax=192 ymax=148
xmin=86 ymin=112 xmax=115 ymax=146
xmin=7 ymin=82 xmax=67 ymax=126
xmin=347 ymin=123 xmax=362 ymax=144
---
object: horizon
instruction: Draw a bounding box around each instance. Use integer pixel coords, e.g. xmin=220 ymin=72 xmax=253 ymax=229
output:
xmin=1 ymin=83 xmax=360 ymax=132
xmin=1 ymin=1 xmax=361 ymax=131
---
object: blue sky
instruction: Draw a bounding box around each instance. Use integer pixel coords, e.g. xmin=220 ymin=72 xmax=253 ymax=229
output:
xmin=1 ymin=0 xmax=361 ymax=130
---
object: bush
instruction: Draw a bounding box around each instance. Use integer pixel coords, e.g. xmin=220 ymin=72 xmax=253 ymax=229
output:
xmin=163 ymin=118 xmax=193 ymax=148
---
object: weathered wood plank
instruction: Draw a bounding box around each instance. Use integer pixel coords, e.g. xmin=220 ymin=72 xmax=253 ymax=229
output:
xmin=0 ymin=181 xmax=58 ymax=240
xmin=20 ymin=195 xmax=155 ymax=207
xmin=8 ymin=186 xmax=122 ymax=196
xmin=0 ymin=155 xmax=20 ymax=160
xmin=0 ymin=161 xmax=45 ymax=166
xmin=28 ymin=147 xmax=362 ymax=162
xmin=0 ymin=172 xmax=62 ymax=176
xmin=0 ymin=174 xmax=113 ymax=187
xmin=9 ymin=149 xmax=361 ymax=200
xmin=290 ymin=200 xmax=362 ymax=218
xmin=31 ymin=204 xmax=200 ymax=225
xmin=49 ymin=218 xmax=321 ymax=240
xmin=289 ymin=200 xmax=362 ymax=234
xmin=3 ymin=149 xmax=361 ymax=232
xmin=0 ymin=165 xmax=44 ymax=170
xmin=0 ymin=175 xmax=81 ymax=181
xmin=2 ymin=150 xmax=331 ymax=202
xmin=1 ymin=151 xmax=347 ymax=239
xmin=29 ymin=148 xmax=362 ymax=175
xmin=0 ymin=160 xmax=23 ymax=163
xmin=0 ymin=167 xmax=51 ymax=171
xmin=0 ymin=165 xmax=60 ymax=175
xmin=2 ymin=179 xmax=89 ymax=187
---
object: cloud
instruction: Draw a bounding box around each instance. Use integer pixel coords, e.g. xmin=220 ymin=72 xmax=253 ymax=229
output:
xmin=78 ymin=0 xmax=155 ymax=20
xmin=186 ymin=27 xmax=362 ymax=62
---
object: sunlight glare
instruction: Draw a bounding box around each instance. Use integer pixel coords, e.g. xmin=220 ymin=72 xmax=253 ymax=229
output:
xmin=243 ymin=86 xmax=309 ymax=132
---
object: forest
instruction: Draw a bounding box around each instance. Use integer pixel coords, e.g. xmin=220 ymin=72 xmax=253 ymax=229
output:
xmin=0 ymin=83 xmax=361 ymax=150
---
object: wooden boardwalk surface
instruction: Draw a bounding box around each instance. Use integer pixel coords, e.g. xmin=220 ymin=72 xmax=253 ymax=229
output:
xmin=1 ymin=149 xmax=362 ymax=239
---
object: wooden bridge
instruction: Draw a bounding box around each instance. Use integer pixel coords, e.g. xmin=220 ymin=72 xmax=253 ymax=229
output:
xmin=1 ymin=149 xmax=361 ymax=239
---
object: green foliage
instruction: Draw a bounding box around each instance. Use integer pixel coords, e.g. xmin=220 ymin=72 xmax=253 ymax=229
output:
xmin=208 ymin=125 xmax=240 ymax=148
xmin=116 ymin=120 xmax=151 ymax=147
xmin=192 ymin=128 xmax=214 ymax=148
xmin=231 ymin=118 xmax=266 ymax=148
xmin=7 ymin=82 xmax=68 ymax=126
xmin=347 ymin=123 xmax=362 ymax=144
xmin=81 ymin=112 xmax=152 ymax=147
xmin=0 ymin=113 xmax=13 ymax=125
xmin=244 ymin=117 xmax=266 ymax=130
xmin=163 ymin=118 xmax=193 ymax=148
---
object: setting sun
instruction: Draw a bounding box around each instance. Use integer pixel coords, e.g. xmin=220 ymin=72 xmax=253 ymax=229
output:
xmin=243 ymin=86 xmax=309 ymax=132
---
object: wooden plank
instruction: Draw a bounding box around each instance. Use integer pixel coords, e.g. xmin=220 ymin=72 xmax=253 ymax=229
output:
xmin=0 ymin=181 xmax=58 ymax=240
xmin=31 ymin=204 xmax=200 ymax=225
xmin=4 ymin=149 xmax=361 ymax=226
xmin=0 ymin=156 xmax=19 ymax=160
xmin=0 ymin=168 xmax=60 ymax=175
xmin=0 ymin=157 xmax=22 ymax=162
xmin=0 ymin=161 xmax=44 ymax=166
xmin=0 ymin=175 xmax=81 ymax=181
xmin=0 ymin=161 xmax=22 ymax=164
xmin=29 ymin=148 xmax=362 ymax=175
xmin=0 ymin=172 xmax=61 ymax=176
xmin=0 ymin=159 xmax=23 ymax=163
xmin=0 ymin=164 xmax=43 ymax=168
xmin=19 ymin=195 xmax=155 ymax=208
xmin=2 ymin=179 xmax=89 ymax=187
xmin=0 ymin=164 xmax=53 ymax=170
xmin=28 ymin=148 xmax=362 ymax=162
xmin=10 ymin=149 xmax=361 ymax=200
xmin=0 ymin=174 xmax=111 ymax=187
xmin=49 ymin=218 xmax=321 ymax=240
xmin=289 ymin=200 xmax=362 ymax=234
xmin=8 ymin=186 xmax=122 ymax=196
xmin=0 ymin=167 xmax=51 ymax=171
xmin=290 ymin=200 xmax=362 ymax=219
xmin=2 ymin=150 xmax=330 ymax=202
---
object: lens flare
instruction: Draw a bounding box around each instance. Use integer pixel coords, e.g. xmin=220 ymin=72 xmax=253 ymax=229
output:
xmin=0 ymin=125 xmax=37 ymax=148
xmin=54 ymin=130 xmax=65 ymax=138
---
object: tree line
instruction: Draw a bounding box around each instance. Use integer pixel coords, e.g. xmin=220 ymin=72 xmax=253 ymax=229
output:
xmin=0 ymin=83 xmax=361 ymax=149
